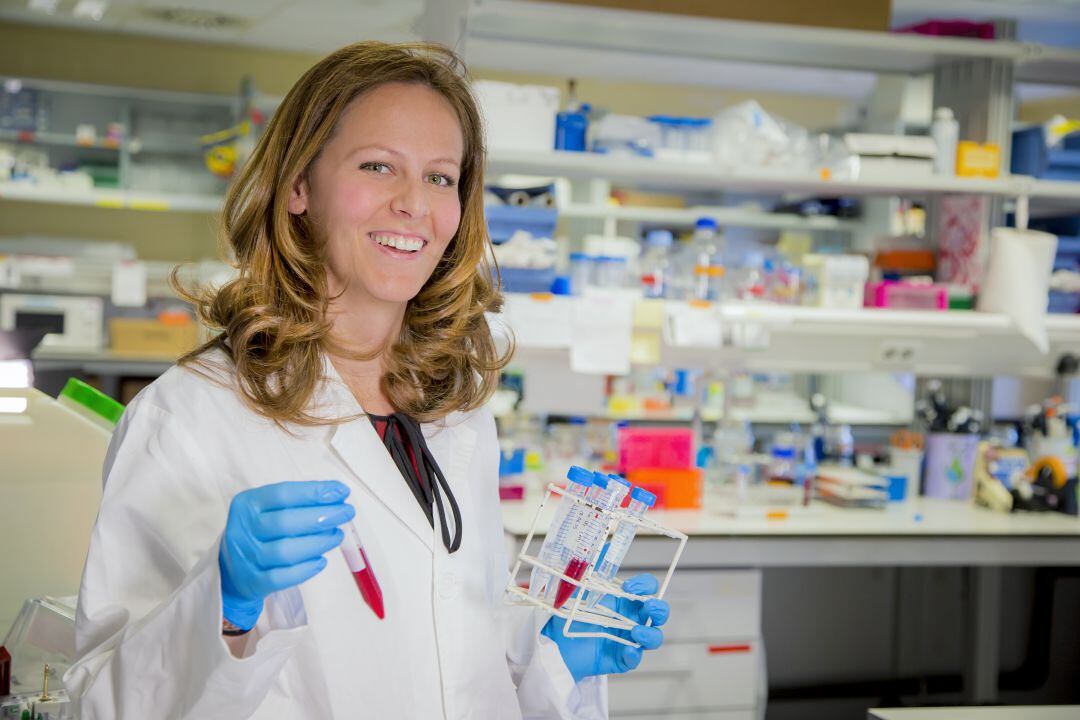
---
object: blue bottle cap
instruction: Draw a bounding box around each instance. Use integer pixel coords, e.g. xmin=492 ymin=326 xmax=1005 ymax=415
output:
xmin=608 ymin=474 xmax=632 ymax=488
xmin=591 ymin=472 xmax=610 ymax=490
xmin=630 ymin=487 xmax=657 ymax=507
xmin=569 ymin=252 xmax=590 ymax=261
xmin=569 ymin=416 xmax=587 ymax=425
xmin=567 ymin=465 xmax=594 ymax=487
xmin=550 ymin=275 xmax=572 ymax=295
xmin=695 ymin=217 xmax=718 ymax=231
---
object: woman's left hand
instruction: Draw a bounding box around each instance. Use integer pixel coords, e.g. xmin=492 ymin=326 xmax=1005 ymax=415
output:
xmin=541 ymin=573 xmax=670 ymax=683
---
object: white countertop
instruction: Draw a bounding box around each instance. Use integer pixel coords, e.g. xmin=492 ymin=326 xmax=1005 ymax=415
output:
xmin=501 ymin=495 xmax=1080 ymax=539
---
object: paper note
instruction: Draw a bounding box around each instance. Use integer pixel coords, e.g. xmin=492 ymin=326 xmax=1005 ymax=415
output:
xmin=502 ymin=293 xmax=572 ymax=348
xmin=111 ymin=260 xmax=147 ymax=307
xmin=630 ymin=330 xmax=661 ymax=364
xmin=664 ymin=301 xmax=722 ymax=348
xmin=570 ymin=290 xmax=634 ymax=375
xmin=633 ymin=299 xmax=666 ymax=329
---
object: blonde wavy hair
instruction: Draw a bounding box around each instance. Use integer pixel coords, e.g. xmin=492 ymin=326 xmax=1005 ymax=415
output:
xmin=175 ymin=42 xmax=509 ymax=425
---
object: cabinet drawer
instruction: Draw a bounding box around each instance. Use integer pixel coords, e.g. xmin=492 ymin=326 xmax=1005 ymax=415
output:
xmin=639 ymin=570 xmax=761 ymax=641
xmin=607 ymin=638 xmax=761 ymax=714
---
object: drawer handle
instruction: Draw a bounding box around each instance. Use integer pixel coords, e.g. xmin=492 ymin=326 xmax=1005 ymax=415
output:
xmin=707 ymin=644 xmax=752 ymax=654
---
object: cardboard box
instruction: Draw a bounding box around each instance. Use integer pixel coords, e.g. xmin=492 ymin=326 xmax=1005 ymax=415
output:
xmin=109 ymin=316 xmax=198 ymax=357
xmin=528 ymin=0 xmax=892 ymax=32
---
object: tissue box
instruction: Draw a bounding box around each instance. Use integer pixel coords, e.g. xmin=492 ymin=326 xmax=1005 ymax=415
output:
xmin=473 ymin=80 xmax=559 ymax=153
xmin=802 ymin=254 xmax=869 ymax=309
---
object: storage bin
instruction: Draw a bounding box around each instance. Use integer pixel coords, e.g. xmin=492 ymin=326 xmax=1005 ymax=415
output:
xmin=1011 ymin=126 xmax=1080 ymax=181
xmin=485 ymin=205 xmax=558 ymax=245
xmin=496 ymin=266 xmax=556 ymax=294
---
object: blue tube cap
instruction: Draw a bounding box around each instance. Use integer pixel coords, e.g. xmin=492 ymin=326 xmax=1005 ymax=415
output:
xmin=567 ymin=465 xmax=594 ymax=487
xmin=608 ymin=474 xmax=632 ymax=489
xmin=591 ymin=471 xmax=610 ymax=490
xmin=630 ymin=487 xmax=657 ymax=507
xmin=695 ymin=217 xmax=718 ymax=231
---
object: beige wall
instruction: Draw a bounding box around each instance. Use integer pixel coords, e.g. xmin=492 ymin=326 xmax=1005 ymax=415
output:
xmin=1018 ymin=95 xmax=1080 ymax=124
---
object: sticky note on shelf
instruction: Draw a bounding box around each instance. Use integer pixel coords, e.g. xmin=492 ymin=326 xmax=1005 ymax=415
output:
xmin=571 ymin=290 xmax=634 ymax=375
xmin=111 ymin=260 xmax=147 ymax=307
xmin=664 ymin=301 xmax=722 ymax=348
xmin=633 ymin=299 xmax=666 ymax=329
xmin=631 ymin=330 xmax=661 ymax=365
xmin=502 ymin=292 xmax=571 ymax=348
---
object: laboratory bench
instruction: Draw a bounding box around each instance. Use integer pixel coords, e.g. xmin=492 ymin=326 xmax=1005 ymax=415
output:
xmin=868 ymin=707 xmax=1080 ymax=720
xmin=501 ymin=498 xmax=1080 ymax=718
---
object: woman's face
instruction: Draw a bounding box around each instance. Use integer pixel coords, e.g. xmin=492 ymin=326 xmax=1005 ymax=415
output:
xmin=289 ymin=82 xmax=465 ymax=308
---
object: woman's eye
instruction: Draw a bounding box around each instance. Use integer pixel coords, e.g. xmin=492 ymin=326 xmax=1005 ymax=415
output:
xmin=428 ymin=173 xmax=456 ymax=188
xmin=360 ymin=162 xmax=391 ymax=174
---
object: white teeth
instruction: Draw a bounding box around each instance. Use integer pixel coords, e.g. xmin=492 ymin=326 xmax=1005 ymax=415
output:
xmin=373 ymin=234 xmax=423 ymax=252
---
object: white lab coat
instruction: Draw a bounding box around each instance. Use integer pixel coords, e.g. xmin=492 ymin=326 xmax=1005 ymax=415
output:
xmin=64 ymin=349 xmax=607 ymax=719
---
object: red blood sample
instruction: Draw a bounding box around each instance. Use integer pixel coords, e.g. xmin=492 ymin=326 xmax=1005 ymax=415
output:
xmin=553 ymin=557 xmax=588 ymax=609
xmin=351 ymin=544 xmax=385 ymax=620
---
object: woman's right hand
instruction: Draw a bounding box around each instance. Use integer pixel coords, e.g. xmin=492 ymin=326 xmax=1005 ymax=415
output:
xmin=219 ymin=480 xmax=355 ymax=632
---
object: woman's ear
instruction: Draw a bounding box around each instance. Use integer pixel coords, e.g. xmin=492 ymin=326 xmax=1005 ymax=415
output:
xmin=288 ymin=173 xmax=309 ymax=216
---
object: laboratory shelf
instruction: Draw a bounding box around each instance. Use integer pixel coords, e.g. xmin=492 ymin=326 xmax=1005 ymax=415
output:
xmin=0 ymin=128 xmax=121 ymax=151
xmin=1024 ymin=179 xmax=1080 ymax=216
xmin=0 ymin=182 xmax=222 ymax=212
xmin=557 ymin=203 xmax=860 ymax=231
xmin=31 ymin=347 xmax=177 ymax=377
xmin=488 ymin=150 xmax=1022 ymax=198
xmin=1015 ymin=45 xmax=1080 ymax=88
xmin=504 ymin=296 xmax=1076 ymax=378
xmin=467 ymin=1 xmax=1026 ymax=78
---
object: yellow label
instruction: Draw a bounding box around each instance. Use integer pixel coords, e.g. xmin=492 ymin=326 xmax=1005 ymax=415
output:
xmin=94 ymin=198 xmax=124 ymax=209
xmin=129 ymin=199 xmax=171 ymax=212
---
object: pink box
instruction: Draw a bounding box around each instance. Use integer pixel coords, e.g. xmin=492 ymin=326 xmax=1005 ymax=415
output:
xmin=618 ymin=427 xmax=694 ymax=473
xmin=865 ymin=280 xmax=948 ymax=310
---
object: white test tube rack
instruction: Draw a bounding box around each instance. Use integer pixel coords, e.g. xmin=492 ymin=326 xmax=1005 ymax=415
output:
xmin=504 ymin=482 xmax=688 ymax=647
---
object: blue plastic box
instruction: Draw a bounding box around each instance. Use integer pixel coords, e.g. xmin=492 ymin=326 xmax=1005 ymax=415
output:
xmin=1011 ymin=126 xmax=1080 ymax=181
xmin=485 ymin=205 xmax=558 ymax=245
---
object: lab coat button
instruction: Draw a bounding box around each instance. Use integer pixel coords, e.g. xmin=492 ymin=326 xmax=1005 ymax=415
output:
xmin=438 ymin=571 xmax=460 ymax=599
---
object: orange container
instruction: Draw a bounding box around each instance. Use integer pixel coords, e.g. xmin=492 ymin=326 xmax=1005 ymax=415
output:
xmin=626 ymin=467 xmax=703 ymax=509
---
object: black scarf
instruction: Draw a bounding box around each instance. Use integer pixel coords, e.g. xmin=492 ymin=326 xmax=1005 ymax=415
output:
xmin=372 ymin=413 xmax=462 ymax=553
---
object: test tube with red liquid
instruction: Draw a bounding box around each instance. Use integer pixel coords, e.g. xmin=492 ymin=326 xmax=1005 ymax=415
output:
xmin=553 ymin=473 xmax=627 ymax=609
xmin=342 ymin=523 xmax=385 ymax=619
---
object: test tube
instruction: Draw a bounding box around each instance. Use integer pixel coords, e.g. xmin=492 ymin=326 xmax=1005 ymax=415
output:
xmin=529 ymin=466 xmax=595 ymax=599
xmin=553 ymin=473 xmax=622 ymax=609
xmin=342 ymin=523 xmax=385 ymax=619
xmin=585 ymin=487 xmax=657 ymax=608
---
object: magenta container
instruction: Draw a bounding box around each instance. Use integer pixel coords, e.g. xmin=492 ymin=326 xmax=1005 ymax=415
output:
xmin=865 ymin=280 xmax=949 ymax=310
xmin=618 ymin=426 xmax=694 ymax=473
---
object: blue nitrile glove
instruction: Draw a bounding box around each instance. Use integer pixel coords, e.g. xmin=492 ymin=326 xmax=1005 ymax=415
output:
xmin=219 ymin=480 xmax=355 ymax=631
xmin=541 ymin=573 xmax=670 ymax=683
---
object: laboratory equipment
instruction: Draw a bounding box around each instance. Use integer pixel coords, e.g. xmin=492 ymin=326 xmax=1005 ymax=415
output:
xmin=506 ymin=472 xmax=686 ymax=652
xmin=0 ymin=377 xmax=119 ymax=633
xmin=528 ymin=466 xmax=595 ymax=600
xmin=639 ymin=229 xmax=673 ymax=298
xmin=472 ymin=80 xmax=559 ymax=154
xmin=554 ymin=474 xmax=621 ymax=609
xmin=0 ymin=294 xmax=104 ymax=351
xmin=586 ymin=487 xmax=656 ymax=608
xmin=865 ymin=280 xmax=949 ymax=310
xmin=555 ymin=79 xmax=589 ymax=152
xmin=568 ymin=252 xmax=593 ymax=295
xmin=1 ymin=596 xmax=75 ymax=703
xmin=801 ymin=254 xmax=870 ymax=309
xmin=931 ymin=107 xmax=959 ymax=175
xmin=342 ymin=523 xmax=385 ymax=620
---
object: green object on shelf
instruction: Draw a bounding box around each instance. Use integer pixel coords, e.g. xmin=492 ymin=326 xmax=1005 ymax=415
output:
xmin=949 ymin=295 xmax=976 ymax=310
xmin=80 ymin=162 xmax=120 ymax=189
xmin=60 ymin=378 xmax=124 ymax=426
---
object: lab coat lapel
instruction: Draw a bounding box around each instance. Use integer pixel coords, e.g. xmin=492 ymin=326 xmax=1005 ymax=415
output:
xmin=316 ymin=357 xmax=435 ymax=551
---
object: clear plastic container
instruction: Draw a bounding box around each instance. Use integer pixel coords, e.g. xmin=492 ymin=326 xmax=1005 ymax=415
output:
xmin=586 ymin=486 xmax=657 ymax=608
xmin=594 ymin=256 xmax=629 ymax=288
xmin=568 ymin=252 xmax=593 ymax=295
xmin=552 ymin=473 xmax=621 ymax=608
xmin=529 ymin=465 xmax=595 ymax=599
xmin=639 ymin=229 xmax=673 ymax=298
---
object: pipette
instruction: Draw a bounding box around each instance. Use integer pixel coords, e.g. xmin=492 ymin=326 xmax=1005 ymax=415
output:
xmin=342 ymin=523 xmax=385 ymax=619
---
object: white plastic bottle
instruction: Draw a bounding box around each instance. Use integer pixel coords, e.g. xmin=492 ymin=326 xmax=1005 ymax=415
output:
xmin=529 ymin=465 xmax=595 ymax=599
xmin=586 ymin=486 xmax=657 ymax=607
xmin=931 ymin=107 xmax=959 ymax=176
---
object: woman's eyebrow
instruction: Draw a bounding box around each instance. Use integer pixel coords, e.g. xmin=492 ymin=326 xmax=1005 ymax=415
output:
xmin=348 ymin=144 xmax=460 ymax=169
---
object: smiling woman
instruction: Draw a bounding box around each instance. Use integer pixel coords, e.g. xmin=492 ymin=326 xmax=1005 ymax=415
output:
xmin=175 ymin=42 xmax=507 ymax=424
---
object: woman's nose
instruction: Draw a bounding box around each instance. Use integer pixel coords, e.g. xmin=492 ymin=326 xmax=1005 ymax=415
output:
xmin=389 ymin=177 xmax=430 ymax=219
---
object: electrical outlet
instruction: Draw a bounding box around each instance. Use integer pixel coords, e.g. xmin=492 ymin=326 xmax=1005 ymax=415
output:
xmin=878 ymin=340 xmax=919 ymax=366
